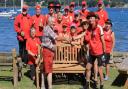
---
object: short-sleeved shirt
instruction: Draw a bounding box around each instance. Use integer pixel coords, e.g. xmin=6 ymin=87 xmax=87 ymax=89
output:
xmin=85 ymin=25 xmax=104 ymax=56
xmin=95 ymin=10 xmax=108 ymax=27
xmin=42 ymin=25 xmax=57 ymax=50
xmin=26 ymin=37 xmax=41 ymax=65
xmin=32 ymin=15 xmax=45 ymax=36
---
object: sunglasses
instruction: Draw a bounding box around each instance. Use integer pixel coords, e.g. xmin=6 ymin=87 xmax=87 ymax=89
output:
xmin=22 ymin=8 xmax=27 ymax=12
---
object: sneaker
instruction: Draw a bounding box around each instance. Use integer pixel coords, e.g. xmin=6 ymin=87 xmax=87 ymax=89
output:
xmin=104 ymin=76 xmax=109 ymax=81
xmin=100 ymin=85 xmax=104 ymax=89
xmin=94 ymin=81 xmax=98 ymax=89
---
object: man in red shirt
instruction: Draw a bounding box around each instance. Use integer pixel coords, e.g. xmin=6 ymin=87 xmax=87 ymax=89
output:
xmin=14 ymin=4 xmax=32 ymax=64
xmin=54 ymin=2 xmax=61 ymax=15
xmin=72 ymin=11 xmax=81 ymax=27
xmin=85 ymin=12 xmax=106 ymax=89
xmin=79 ymin=1 xmax=90 ymax=21
xmin=54 ymin=12 xmax=63 ymax=34
xmin=95 ymin=0 xmax=108 ymax=27
xmin=45 ymin=2 xmax=56 ymax=25
xmin=32 ymin=4 xmax=45 ymax=42
xmin=69 ymin=2 xmax=75 ymax=22
xmin=26 ymin=28 xmax=41 ymax=81
xmin=63 ymin=6 xmax=72 ymax=27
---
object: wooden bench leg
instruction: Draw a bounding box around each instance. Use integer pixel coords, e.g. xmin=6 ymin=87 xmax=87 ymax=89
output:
xmin=124 ymin=78 xmax=128 ymax=89
xmin=36 ymin=66 xmax=40 ymax=89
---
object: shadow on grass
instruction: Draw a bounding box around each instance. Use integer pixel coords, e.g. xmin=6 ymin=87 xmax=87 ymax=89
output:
xmin=0 ymin=76 xmax=13 ymax=81
xmin=53 ymin=73 xmax=85 ymax=85
xmin=111 ymin=74 xmax=127 ymax=87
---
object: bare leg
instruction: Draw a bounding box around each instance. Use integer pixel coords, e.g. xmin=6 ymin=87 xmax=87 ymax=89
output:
xmin=41 ymin=73 xmax=45 ymax=89
xmin=47 ymin=73 xmax=52 ymax=89
xmin=105 ymin=64 xmax=110 ymax=79
xmin=86 ymin=63 xmax=92 ymax=81
xmin=98 ymin=66 xmax=104 ymax=85
xmin=94 ymin=59 xmax=98 ymax=81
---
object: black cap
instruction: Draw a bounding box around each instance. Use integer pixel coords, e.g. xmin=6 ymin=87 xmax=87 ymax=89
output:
xmin=86 ymin=12 xmax=99 ymax=19
xmin=105 ymin=19 xmax=112 ymax=26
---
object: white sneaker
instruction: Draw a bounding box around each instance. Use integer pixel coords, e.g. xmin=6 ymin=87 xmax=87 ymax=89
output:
xmin=104 ymin=76 xmax=109 ymax=81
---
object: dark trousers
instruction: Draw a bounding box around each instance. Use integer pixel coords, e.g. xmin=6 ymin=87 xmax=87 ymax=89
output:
xmin=18 ymin=40 xmax=28 ymax=64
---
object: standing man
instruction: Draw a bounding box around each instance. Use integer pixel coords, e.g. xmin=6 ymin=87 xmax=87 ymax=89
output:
xmin=95 ymin=0 xmax=108 ymax=27
xmin=41 ymin=17 xmax=68 ymax=89
xmin=79 ymin=1 xmax=90 ymax=21
xmin=69 ymin=2 xmax=75 ymax=22
xmin=54 ymin=2 xmax=61 ymax=14
xmin=45 ymin=2 xmax=56 ymax=25
xmin=85 ymin=12 xmax=106 ymax=89
xmin=14 ymin=4 xmax=32 ymax=64
xmin=32 ymin=4 xmax=45 ymax=42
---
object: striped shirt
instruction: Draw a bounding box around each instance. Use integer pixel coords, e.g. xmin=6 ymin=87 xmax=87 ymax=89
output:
xmin=42 ymin=25 xmax=57 ymax=51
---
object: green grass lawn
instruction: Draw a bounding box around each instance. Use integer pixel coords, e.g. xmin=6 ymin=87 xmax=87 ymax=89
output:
xmin=0 ymin=67 xmax=125 ymax=89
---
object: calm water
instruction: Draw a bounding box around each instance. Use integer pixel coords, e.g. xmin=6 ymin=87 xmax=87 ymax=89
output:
xmin=0 ymin=7 xmax=128 ymax=52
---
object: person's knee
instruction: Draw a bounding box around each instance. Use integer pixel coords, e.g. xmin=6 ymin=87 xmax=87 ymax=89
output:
xmin=86 ymin=63 xmax=92 ymax=72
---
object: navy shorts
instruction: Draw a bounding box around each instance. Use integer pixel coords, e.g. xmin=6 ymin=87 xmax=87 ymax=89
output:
xmin=88 ymin=54 xmax=103 ymax=66
xmin=104 ymin=53 xmax=110 ymax=64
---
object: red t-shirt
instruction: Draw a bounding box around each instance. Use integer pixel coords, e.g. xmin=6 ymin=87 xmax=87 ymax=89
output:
xmin=26 ymin=37 xmax=41 ymax=64
xmin=104 ymin=30 xmax=113 ymax=53
xmin=85 ymin=25 xmax=104 ymax=55
xmin=95 ymin=9 xmax=108 ymax=27
xmin=68 ymin=12 xmax=74 ymax=22
xmin=45 ymin=13 xmax=56 ymax=25
xmin=79 ymin=9 xmax=89 ymax=19
xmin=32 ymin=15 xmax=45 ymax=36
xmin=63 ymin=15 xmax=72 ymax=26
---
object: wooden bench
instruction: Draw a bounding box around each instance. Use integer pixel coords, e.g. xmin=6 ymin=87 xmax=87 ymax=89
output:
xmin=117 ymin=58 xmax=128 ymax=89
xmin=53 ymin=44 xmax=86 ymax=73
xmin=0 ymin=49 xmax=19 ymax=87
xmin=36 ymin=44 xmax=86 ymax=88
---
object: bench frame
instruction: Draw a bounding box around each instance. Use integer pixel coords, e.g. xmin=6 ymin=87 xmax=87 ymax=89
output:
xmin=36 ymin=44 xmax=86 ymax=88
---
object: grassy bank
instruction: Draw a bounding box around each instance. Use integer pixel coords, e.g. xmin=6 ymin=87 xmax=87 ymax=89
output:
xmin=0 ymin=67 xmax=124 ymax=89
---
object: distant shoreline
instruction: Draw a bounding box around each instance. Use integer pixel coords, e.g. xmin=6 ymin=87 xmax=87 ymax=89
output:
xmin=0 ymin=6 xmax=128 ymax=9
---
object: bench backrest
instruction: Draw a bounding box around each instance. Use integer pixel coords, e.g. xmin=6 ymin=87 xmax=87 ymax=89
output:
xmin=54 ymin=44 xmax=85 ymax=64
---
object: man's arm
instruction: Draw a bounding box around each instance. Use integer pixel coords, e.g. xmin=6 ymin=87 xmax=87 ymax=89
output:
xmin=14 ymin=16 xmax=21 ymax=33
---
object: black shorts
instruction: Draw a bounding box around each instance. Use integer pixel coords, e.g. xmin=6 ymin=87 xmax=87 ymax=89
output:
xmin=104 ymin=53 xmax=110 ymax=64
xmin=30 ymin=64 xmax=36 ymax=79
xmin=88 ymin=54 xmax=103 ymax=66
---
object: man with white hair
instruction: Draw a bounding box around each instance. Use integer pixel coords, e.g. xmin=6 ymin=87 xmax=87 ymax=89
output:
xmin=40 ymin=17 xmax=68 ymax=89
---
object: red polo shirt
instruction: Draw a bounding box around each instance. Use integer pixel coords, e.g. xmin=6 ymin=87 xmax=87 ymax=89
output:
xmin=32 ymin=15 xmax=45 ymax=36
xmin=85 ymin=25 xmax=104 ymax=55
xmin=26 ymin=37 xmax=41 ymax=64
xmin=96 ymin=9 xmax=108 ymax=27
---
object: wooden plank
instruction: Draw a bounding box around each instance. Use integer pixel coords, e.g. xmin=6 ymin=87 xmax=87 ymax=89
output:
xmin=53 ymin=70 xmax=85 ymax=73
xmin=53 ymin=64 xmax=85 ymax=71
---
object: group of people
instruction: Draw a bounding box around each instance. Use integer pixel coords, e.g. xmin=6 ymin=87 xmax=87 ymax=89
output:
xmin=14 ymin=0 xmax=115 ymax=89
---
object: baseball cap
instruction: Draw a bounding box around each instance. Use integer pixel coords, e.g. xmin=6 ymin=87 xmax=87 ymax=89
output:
xmin=35 ymin=4 xmax=41 ymax=9
xmin=70 ymin=2 xmax=75 ymax=6
xmin=82 ymin=1 xmax=87 ymax=5
xmin=70 ymin=23 xmax=77 ymax=28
